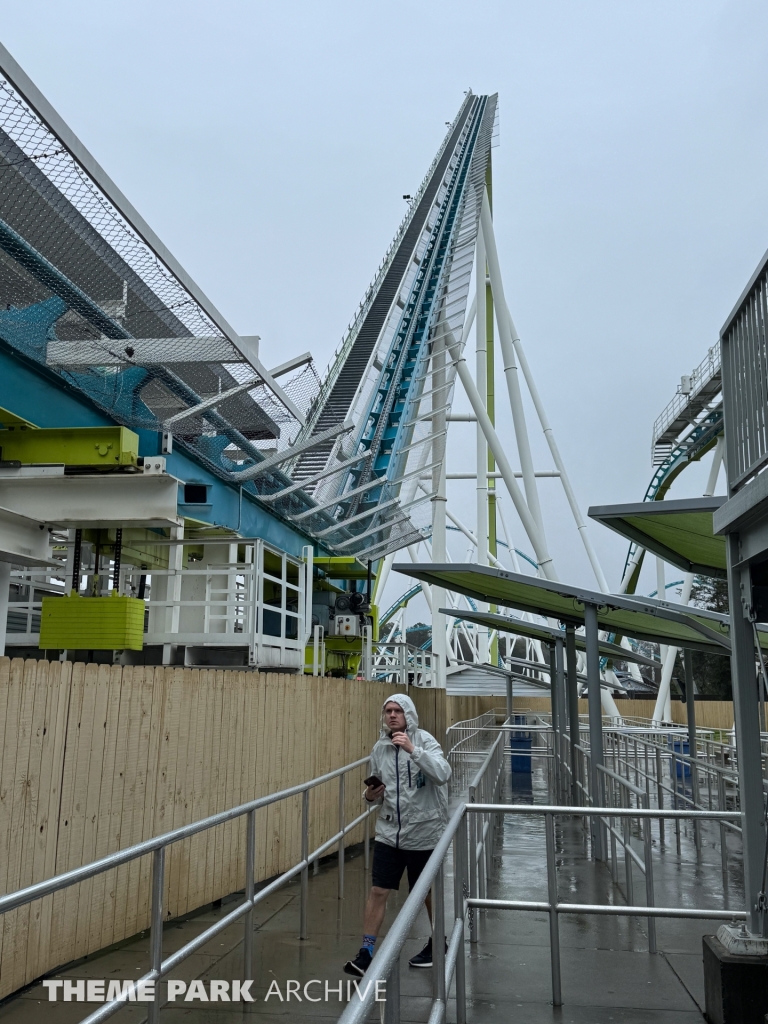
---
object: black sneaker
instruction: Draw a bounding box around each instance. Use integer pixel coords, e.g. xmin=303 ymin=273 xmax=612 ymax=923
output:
xmin=344 ymin=947 xmax=373 ymax=977
xmin=409 ymin=938 xmax=433 ymax=968
xmin=408 ymin=937 xmax=448 ymax=968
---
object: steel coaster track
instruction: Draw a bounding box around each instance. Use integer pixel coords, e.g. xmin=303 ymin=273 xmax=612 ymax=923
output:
xmin=287 ymin=94 xmax=494 ymax=562
xmin=620 ymin=410 xmax=723 ymax=592
xmin=346 ymin=98 xmax=487 ymax=512
xmin=291 ymin=97 xmax=477 ymax=480
xmin=338 ymin=102 xmax=488 ymax=552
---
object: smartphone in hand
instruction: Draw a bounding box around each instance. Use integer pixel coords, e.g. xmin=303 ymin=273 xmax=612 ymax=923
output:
xmin=364 ymin=775 xmax=384 ymax=789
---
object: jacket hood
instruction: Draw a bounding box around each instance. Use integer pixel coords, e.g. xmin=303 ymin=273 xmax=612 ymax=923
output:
xmin=379 ymin=693 xmax=419 ymax=739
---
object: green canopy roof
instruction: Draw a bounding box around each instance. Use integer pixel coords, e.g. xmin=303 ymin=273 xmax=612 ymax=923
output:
xmin=442 ymin=607 xmax=658 ymax=668
xmin=588 ymin=497 xmax=726 ymax=579
xmin=395 ymin=563 xmax=742 ymax=657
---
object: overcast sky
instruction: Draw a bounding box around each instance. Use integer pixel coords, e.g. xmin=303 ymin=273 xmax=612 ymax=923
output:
xmin=4 ymin=1 xmax=768 ymax=617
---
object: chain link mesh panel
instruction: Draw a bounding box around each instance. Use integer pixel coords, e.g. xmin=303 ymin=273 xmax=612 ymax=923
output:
xmin=0 ymin=58 xmax=493 ymax=560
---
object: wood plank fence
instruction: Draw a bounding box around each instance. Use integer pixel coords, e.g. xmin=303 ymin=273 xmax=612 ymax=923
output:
xmin=0 ymin=659 xmax=501 ymax=998
xmin=6 ymin=659 xmax=737 ymax=999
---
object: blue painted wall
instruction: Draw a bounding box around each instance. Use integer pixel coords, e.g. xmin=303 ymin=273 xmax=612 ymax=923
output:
xmin=0 ymin=345 xmax=319 ymax=558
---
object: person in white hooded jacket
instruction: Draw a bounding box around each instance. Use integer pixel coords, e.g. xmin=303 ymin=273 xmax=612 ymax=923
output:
xmin=344 ymin=693 xmax=451 ymax=976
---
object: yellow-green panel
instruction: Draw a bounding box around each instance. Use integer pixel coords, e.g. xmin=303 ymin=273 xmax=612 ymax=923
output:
xmin=0 ymin=406 xmax=37 ymax=429
xmin=313 ymin=556 xmax=377 ymax=581
xmin=0 ymin=426 xmax=139 ymax=468
xmin=625 ymin=513 xmax=727 ymax=573
xmin=39 ymin=595 xmax=145 ymax=650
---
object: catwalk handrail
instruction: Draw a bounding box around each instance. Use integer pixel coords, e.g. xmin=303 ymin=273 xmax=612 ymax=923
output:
xmin=0 ymin=754 xmax=376 ymax=1024
xmin=336 ymin=802 xmax=744 ymax=1024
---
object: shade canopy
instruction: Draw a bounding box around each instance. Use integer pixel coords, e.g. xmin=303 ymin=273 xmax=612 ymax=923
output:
xmin=395 ymin=563 xmax=745 ymax=657
xmin=442 ymin=607 xmax=658 ymax=668
xmin=588 ymin=497 xmax=726 ymax=579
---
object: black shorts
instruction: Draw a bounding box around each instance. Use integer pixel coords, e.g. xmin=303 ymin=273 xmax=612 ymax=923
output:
xmin=371 ymin=841 xmax=434 ymax=891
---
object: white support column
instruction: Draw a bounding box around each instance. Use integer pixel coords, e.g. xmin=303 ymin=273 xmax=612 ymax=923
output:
xmin=0 ymin=562 xmax=10 ymax=658
xmin=408 ymin=545 xmax=432 ymax=612
xmin=651 ymin=438 xmax=725 ymax=724
xmin=446 ymin=337 xmax=556 ymax=579
xmin=363 ymin=624 xmax=373 ymax=681
xmin=600 ymin=686 xmax=622 ymax=723
xmin=705 ymin=437 xmax=725 ymax=496
xmin=312 ymin=625 xmax=325 ymax=677
xmin=618 ymin=544 xmax=645 ymax=594
xmin=480 ymin=193 xmax=545 ymax=538
xmin=431 ymin=329 xmax=448 ymax=688
xmin=502 ymin=301 xmax=609 ymax=593
xmin=373 ymin=551 xmax=395 ymax=605
xmin=653 ymin=557 xmax=671 ymax=720
xmin=419 ymin=484 xmax=507 ymax=572
xmin=302 ymin=545 xmax=314 ymax=647
xmin=475 ymin=233 xmax=489 ymax=663
xmin=496 ymin=496 xmax=522 ymax=574
xmin=163 ymin=525 xmax=184 ymax=666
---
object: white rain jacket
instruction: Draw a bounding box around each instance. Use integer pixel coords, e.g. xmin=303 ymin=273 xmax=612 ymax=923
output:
xmin=366 ymin=693 xmax=451 ymax=851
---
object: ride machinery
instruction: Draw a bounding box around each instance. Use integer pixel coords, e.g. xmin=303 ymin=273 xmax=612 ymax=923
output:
xmin=0 ymin=40 xmax=498 ymax=676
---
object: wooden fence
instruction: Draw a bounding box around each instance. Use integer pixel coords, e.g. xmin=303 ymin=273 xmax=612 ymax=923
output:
xmin=0 ymin=659 xmax=505 ymax=998
xmin=8 ymin=660 xmax=738 ymax=998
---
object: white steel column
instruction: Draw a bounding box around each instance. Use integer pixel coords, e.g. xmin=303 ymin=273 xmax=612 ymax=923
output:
xmin=302 ymin=545 xmax=314 ymax=647
xmin=479 ymin=193 xmax=545 ymax=538
xmin=475 ymin=231 xmax=489 ymax=663
xmin=653 ymin=558 xmax=672 ymax=721
xmin=431 ymin=329 xmax=448 ymax=687
xmin=651 ymin=438 xmax=725 ymax=723
xmin=162 ymin=525 xmax=184 ymax=666
xmin=408 ymin=545 xmax=432 ymax=612
xmin=502 ymin=300 xmax=609 ymax=592
xmin=447 ymin=337 xmax=556 ymax=579
xmin=496 ymin=496 xmax=522 ymax=573
xmin=374 ymin=552 xmax=395 ymax=605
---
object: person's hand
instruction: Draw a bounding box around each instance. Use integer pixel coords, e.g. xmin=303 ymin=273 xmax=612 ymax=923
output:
xmin=365 ymin=782 xmax=385 ymax=802
xmin=391 ymin=731 xmax=414 ymax=755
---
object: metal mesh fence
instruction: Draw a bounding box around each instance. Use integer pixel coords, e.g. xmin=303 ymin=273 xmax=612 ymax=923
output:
xmin=0 ymin=70 xmax=317 ymax=456
xmin=0 ymin=56 xmax=493 ymax=562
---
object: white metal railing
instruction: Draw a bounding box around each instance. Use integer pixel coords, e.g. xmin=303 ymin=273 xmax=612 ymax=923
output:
xmin=446 ymin=710 xmax=503 ymax=793
xmin=651 ymin=344 xmax=721 ymax=451
xmin=8 ymin=538 xmax=307 ymax=670
xmin=549 ymin=720 xmax=745 ymax=886
xmin=369 ymin=641 xmax=433 ymax=687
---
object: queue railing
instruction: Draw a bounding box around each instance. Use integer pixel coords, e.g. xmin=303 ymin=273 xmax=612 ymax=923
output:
xmin=336 ymin=796 xmax=745 ymax=1024
xmin=0 ymin=755 xmax=377 ymax=1024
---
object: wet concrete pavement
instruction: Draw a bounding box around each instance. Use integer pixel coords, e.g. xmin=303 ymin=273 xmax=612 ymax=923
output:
xmin=0 ymin=758 xmax=743 ymax=1023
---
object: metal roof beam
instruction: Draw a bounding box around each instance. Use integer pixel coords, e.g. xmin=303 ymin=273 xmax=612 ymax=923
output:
xmin=258 ymin=451 xmax=372 ymax=503
xmin=289 ymin=475 xmax=387 ymax=521
xmin=230 ymin=422 xmax=353 ymax=482
xmin=0 ymin=42 xmax=304 ymax=423
xmin=47 ymin=337 xmax=240 ymax=366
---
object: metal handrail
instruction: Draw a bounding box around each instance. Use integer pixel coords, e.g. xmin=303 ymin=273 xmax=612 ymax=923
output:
xmin=300 ymin=106 xmax=466 ymax=439
xmin=0 ymin=753 xmax=376 ymax=1024
xmin=651 ymin=344 xmax=721 ymax=449
xmin=336 ymin=717 xmax=746 ymax=1022
xmin=553 ymin=722 xmax=745 ymax=893
xmin=336 ymin=802 xmax=744 ymax=1024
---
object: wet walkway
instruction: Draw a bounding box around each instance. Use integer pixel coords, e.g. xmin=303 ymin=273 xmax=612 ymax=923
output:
xmin=0 ymin=761 xmax=743 ymax=1023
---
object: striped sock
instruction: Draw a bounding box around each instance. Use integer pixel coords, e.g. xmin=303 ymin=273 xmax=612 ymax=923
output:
xmin=362 ymin=934 xmax=377 ymax=954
